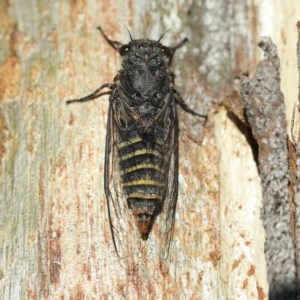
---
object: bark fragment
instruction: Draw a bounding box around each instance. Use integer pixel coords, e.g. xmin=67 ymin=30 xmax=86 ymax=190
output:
xmin=297 ymin=22 xmax=300 ymax=299
xmin=289 ymin=20 xmax=300 ymax=300
xmin=240 ymin=37 xmax=297 ymax=299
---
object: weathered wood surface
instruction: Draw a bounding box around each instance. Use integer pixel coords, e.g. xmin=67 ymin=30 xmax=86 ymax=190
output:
xmin=1 ymin=1 xmax=298 ymax=299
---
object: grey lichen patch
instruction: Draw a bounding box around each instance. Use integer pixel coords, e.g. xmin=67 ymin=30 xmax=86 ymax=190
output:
xmin=241 ymin=37 xmax=297 ymax=298
xmin=0 ymin=269 xmax=4 ymax=280
xmin=0 ymin=112 xmax=9 ymax=162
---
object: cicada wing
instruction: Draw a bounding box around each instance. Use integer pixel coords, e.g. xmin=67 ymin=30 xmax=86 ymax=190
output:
xmin=104 ymin=104 xmax=132 ymax=260
xmin=157 ymin=101 xmax=179 ymax=259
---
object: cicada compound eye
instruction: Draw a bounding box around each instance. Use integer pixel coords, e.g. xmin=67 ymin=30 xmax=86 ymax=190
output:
xmin=161 ymin=46 xmax=172 ymax=58
xmin=119 ymin=44 xmax=131 ymax=56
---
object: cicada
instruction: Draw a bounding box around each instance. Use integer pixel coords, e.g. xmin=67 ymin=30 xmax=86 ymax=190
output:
xmin=67 ymin=27 xmax=205 ymax=258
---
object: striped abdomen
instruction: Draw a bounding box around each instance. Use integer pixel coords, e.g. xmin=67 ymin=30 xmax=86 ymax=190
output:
xmin=117 ymin=133 xmax=167 ymax=239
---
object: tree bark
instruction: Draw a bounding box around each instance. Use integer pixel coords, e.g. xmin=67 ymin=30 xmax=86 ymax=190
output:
xmin=0 ymin=1 xmax=299 ymax=299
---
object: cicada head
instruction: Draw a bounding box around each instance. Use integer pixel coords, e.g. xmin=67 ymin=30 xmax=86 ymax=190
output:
xmin=119 ymin=39 xmax=172 ymax=99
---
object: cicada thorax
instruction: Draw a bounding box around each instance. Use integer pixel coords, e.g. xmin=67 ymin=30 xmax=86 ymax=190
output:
xmin=114 ymin=97 xmax=172 ymax=240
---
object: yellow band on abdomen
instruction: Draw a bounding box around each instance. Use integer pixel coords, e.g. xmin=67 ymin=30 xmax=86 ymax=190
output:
xmin=121 ymin=163 xmax=162 ymax=174
xmin=123 ymin=180 xmax=163 ymax=187
xmin=120 ymin=149 xmax=162 ymax=161
xmin=127 ymin=193 xmax=162 ymax=200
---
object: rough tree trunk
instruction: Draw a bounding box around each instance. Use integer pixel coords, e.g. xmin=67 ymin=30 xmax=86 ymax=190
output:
xmin=0 ymin=1 xmax=299 ymax=299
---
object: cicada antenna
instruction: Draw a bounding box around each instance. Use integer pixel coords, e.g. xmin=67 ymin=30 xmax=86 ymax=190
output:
xmin=157 ymin=29 xmax=172 ymax=42
xmin=123 ymin=25 xmax=134 ymax=41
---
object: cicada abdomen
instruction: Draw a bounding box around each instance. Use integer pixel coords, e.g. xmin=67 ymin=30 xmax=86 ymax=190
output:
xmin=115 ymin=103 xmax=176 ymax=240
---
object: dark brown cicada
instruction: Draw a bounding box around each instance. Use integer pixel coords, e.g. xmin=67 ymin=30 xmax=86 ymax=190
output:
xmin=67 ymin=27 xmax=205 ymax=258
